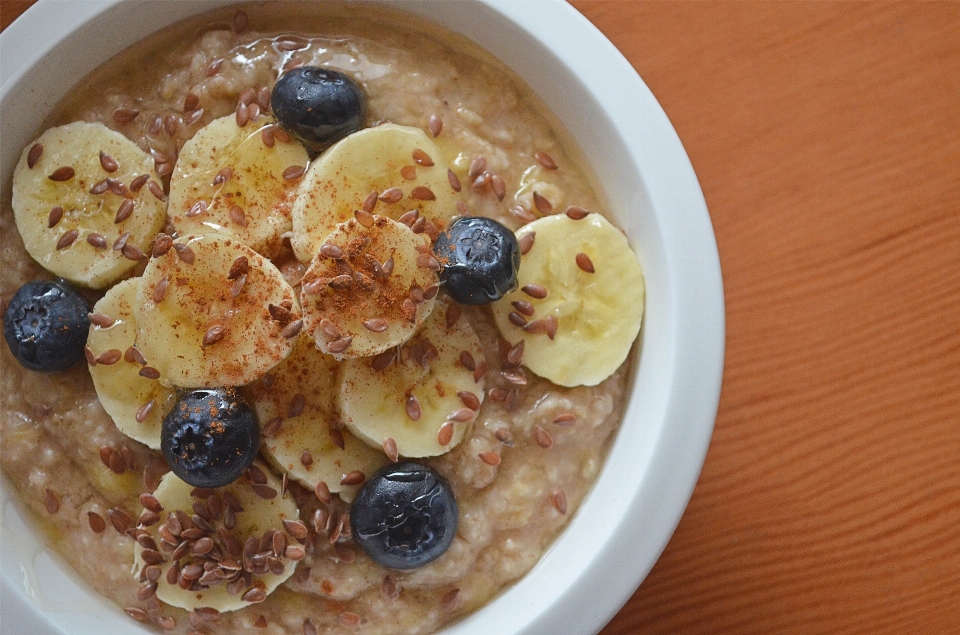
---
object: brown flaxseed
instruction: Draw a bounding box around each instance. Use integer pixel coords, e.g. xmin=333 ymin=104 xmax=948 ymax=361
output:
xmin=88 ymin=511 xmax=106 ymax=533
xmin=174 ymin=243 xmax=196 ymax=264
xmin=522 ymin=283 xmax=548 ymax=299
xmin=147 ymin=180 xmax=165 ymax=201
xmin=428 ymin=114 xmax=443 ymax=137
xmin=379 ymin=187 xmax=403 ymax=204
xmin=56 ymin=229 xmax=79 ymax=250
xmin=96 ymin=349 xmax=122 ymax=365
xmin=576 ymin=252 xmax=595 ymax=273
xmin=468 ymin=155 xmax=486 ymax=179
xmin=533 ymin=424 xmax=554 ymax=448
xmin=201 ymin=323 xmax=227 ymax=348
xmin=314 ymin=480 xmax=331 ymax=505
xmin=27 ymin=143 xmax=43 ymax=168
xmin=552 ymin=490 xmax=568 ymax=514
xmin=553 ymin=412 xmax=577 ymax=426
xmin=152 ymin=234 xmax=173 ymax=257
xmin=152 ymin=276 xmax=169 ymax=303
xmin=437 ymin=421 xmax=455 ymax=446
xmin=282 ymin=319 xmax=303 ymax=339
xmin=114 ymin=199 xmax=135 ymax=224
xmin=112 ymin=107 xmax=140 ymax=123
xmin=88 ymin=312 xmax=114 ymax=328
xmin=121 ymin=243 xmax=146 ymax=261
xmin=135 ymin=399 xmax=155 ymax=424
xmin=478 ymin=452 xmax=501 ymax=466
xmin=565 ymin=205 xmax=589 ymax=220
xmin=139 ymin=367 xmax=161 ymax=380
xmin=283 ymin=165 xmax=305 ymax=180
xmin=533 ymin=190 xmax=553 ymax=215
xmin=130 ymin=174 xmax=149 ymax=192
xmin=47 ymin=205 xmax=64 ymax=228
xmin=263 ymin=417 xmax=282 ymax=437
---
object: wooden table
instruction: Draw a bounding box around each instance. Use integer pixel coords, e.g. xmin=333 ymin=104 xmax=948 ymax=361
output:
xmin=4 ymin=2 xmax=959 ymax=633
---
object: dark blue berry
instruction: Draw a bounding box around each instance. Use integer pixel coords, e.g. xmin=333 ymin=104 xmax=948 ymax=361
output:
xmin=271 ymin=66 xmax=366 ymax=151
xmin=161 ymin=388 xmax=259 ymax=488
xmin=3 ymin=279 xmax=89 ymax=372
xmin=434 ymin=216 xmax=520 ymax=305
xmin=350 ymin=462 xmax=458 ymax=570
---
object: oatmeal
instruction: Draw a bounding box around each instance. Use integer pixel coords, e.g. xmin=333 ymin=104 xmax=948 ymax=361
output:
xmin=0 ymin=3 xmax=641 ymax=635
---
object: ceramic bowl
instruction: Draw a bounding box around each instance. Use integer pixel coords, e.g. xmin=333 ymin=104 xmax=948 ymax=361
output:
xmin=0 ymin=1 xmax=724 ymax=634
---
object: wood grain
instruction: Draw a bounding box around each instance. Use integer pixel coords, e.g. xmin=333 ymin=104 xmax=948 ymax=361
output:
xmin=4 ymin=2 xmax=960 ymax=634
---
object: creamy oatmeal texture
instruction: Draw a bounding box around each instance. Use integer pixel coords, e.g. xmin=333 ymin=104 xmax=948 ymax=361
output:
xmin=0 ymin=3 xmax=633 ymax=634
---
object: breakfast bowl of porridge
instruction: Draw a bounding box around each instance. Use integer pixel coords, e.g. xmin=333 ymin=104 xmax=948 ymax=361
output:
xmin=0 ymin=1 xmax=724 ymax=635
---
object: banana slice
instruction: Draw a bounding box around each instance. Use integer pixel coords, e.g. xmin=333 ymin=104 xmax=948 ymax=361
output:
xmin=291 ymin=123 xmax=460 ymax=262
xmin=133 ymin=466 xmax=301 ymax=612
xmin=338 ymin=299 xmax=486 ymax=458
xmin=491 ymin=213 xmax=644 ymax=387
xmin=168 ymin=115 xmax=308 ymax=258
xmin=134 ymin=233 xmax=300 ymax=387
xmin=299 ymin=215 xmax=438 ymax=359
xmin=247 ymin=334 xmax=390 ymax=501
xmin=11 ymin=121 xmax=167 ymax=288
xmin=87 ymin=278 xmax=176 ymax=449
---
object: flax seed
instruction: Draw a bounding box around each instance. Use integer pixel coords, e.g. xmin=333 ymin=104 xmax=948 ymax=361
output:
xmin=468 ymin=155 xmax=486 ymax=179
xmin=163 ymin=114 xmax=179 ymax=136
xmin=228 ymin=205 xmax=247 ymax=227
xmin=108 ymin=450 xmax=125 ymax=474
xmin=545 ymin=315 xmax=558 ymax=339
xmin=147 ymin=235 xmax=171 ymax=260
xmin=122 ymin=346 xmax=146 ymax=367
xmin=202 ymin=323 xmax=226 ymax=348
xmin=282 ymin=319 xmax=303 ymax=339
xmin=134 ymin=399 xmax=155 ymax=423
xmin=400 ymin=165 xmax=417 ymax=180
xmin=474 ymin=360 xmax=488 ymax=383
xmin=405 ymin=393 xmax=422 ymax=421
xmin=122 ymin=243 xmax=146 ymax=261
xmin=314 ymin=480 xmax=331 ymax=505
xmin=112 ymin=107 xmax=140 ymax=123
xmin=381 ymin=255 xmax=395 ymax=277
xmin=412 ymin=148 xmax=434 ymax=166
xmin=553 ymin=490 xmax=568 ymax=514
xmin=522 ymin=283 xmax=548 ymax=299
xmin=508 ymin=311 xmax=528 ymax=327
xmin=186 ymin=108 xmax=205 ymax=125
xmin=42 ymin=488 xmax=60 ymax=514
xmin=533 ymin=424 xmax=554 ymax=448
xmin=533 ymin=190 xmax=553 ymax=215
xmin=27 ymin=143 xmax=43 ymax=168
xmin=535 ymin=151 xmax=558 ymax=169
xmin=565 ymin=205 xmax=589 ymax=220
xmin=130 ymin=174 xmax=149 ymax=192
xmin=553 ymin=413 xmax=577 ymax=426
xmin=471 ymin=171 xmax=492 ymax=192
xmin=114 ymin=199 xmax=135 ymax=224
xmin=55 ymin=229 xmax=79 ymax=250
xmin=147 ymin=180 xmax=165 ymax=201
xmin=45 ymin=205 xmax=64 ymax=228
xmin=283 ymin=165 xmax=305 ymax=180
xmin=380 ymin=187 xmax=403 ymax=203
xmin=262 ymin=417 xmax=282 ymax=437
xmin=382 ymin=437 xmax=399 ymax=462
xmin=506 ymin=340 xmax=525 ymax=364
xmin=428 ymin=114 xmax=443 ymax=137
xmin=576 ymin=252 xmax=595 ymax=273
xmin=139 ymin=367 xmax=161 ymax=380
xmin=175 ymin=243 xmax=195 ymax=264
xmin=478 ymin=452 xmax=501 ymax=466
xmin=410 ymin=185 xmax=435 ymax=201
xmin=510 ymin=205 xmax=536 ymax=224
xmin=186 ymin=200 xmax=206 ymax=218
xmin=96 ymin=349 xmax=122 ymax=365
xmin=150 ymin=276 xmax=168 ymax=304
xmin=274 ymin=127 xmax=291 ymax=143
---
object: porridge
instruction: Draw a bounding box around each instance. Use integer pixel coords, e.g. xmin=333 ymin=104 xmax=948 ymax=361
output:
xmin=0 ymin=3 xmax=644 ymax=635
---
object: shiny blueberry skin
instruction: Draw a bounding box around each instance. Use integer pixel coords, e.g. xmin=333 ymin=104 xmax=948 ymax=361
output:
xmin=161 ymin=388 xmax=259 ymax=488
xmin=271 ymin=66 xmax=366 ymax=151
xmin=434 ymin=216 xmax=520 ymax=305
xmin=3 ymin=279 xmax=89 ymax=372
xmin=350 ymin=462 xmax=459 ymax=570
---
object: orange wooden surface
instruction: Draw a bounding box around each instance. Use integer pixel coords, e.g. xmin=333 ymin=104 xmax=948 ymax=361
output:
xmin=5 ymin=2 xmax=960 ymax=634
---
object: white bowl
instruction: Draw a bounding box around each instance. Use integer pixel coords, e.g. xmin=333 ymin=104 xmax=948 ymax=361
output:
xmin=0 ymin=1 xmax=724 ymax=634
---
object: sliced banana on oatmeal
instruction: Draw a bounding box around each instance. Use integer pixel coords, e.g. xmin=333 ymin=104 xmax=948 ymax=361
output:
xmin=168 ymin=114 xmax=308 ymax=258
xmin=87 ymin=278 xmax=175 ymax=449
xmin=134 ymin=233 xmax=300 ymax=387
xmin=133 ymin=466 xmax=301 ymax=612
xmin=11 ymin=121 xmax=167 ymax=288
xmin=291 ymin=123 xmax=460 ymax=261
xmin=247 ymin=334 xmax=390 ymax=500
xmin=491 ymin=213 xmax=644 ymax=387
xmin=298 ymin=215 xmax=438 ymax=359
xmin=338 ymin=299 xmax=485 ymax=458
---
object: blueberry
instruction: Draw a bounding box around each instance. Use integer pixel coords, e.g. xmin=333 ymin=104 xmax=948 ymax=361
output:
xmin=350 ymin=462 xmax=458 ymax=570
xmin=433 ymin=216 xmax=520 ymax=305
xmin=3 ymin=279 xmax=90 ymax=372
xmin=271 ymin=66 xmax=366 ymax=151
xmin=160 ymin=388 xmax=259 ymax=488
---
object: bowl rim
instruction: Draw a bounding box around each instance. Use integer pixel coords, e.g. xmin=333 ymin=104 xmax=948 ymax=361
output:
xmin=0 ymin=1 xmax=724 ymax=634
